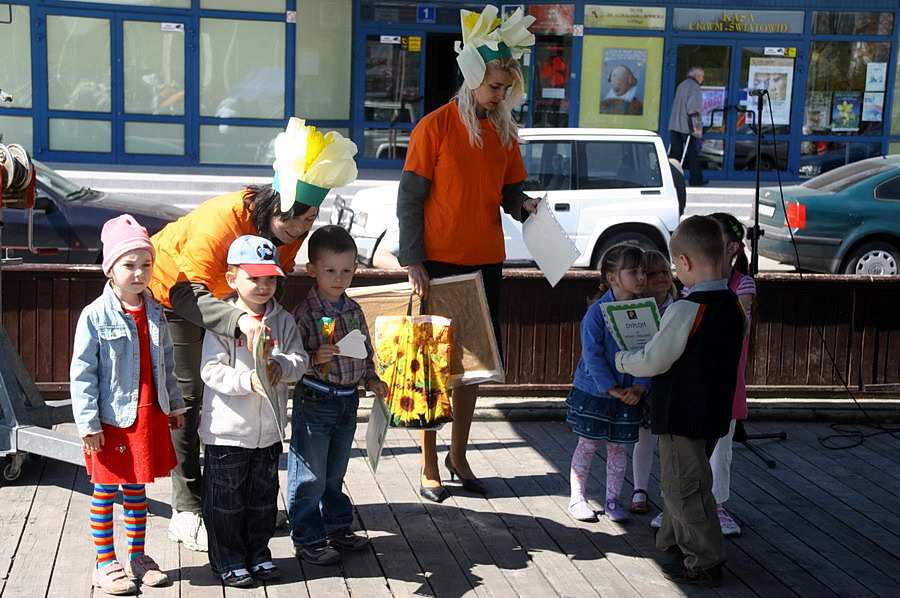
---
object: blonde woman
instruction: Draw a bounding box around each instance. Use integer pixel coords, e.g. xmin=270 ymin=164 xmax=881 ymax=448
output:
xmin=397 ymin=5 xmax=540 ymax=502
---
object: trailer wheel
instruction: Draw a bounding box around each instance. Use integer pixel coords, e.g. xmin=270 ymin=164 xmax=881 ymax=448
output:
xmin=2 ymin=456 xmax=22 ymax=482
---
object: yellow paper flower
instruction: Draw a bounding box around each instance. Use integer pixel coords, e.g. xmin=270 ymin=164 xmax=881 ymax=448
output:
xmin=456 ymin=5 xmax=536 ymax=92
xmin=272 ymin=117 xmax=358 ymax=211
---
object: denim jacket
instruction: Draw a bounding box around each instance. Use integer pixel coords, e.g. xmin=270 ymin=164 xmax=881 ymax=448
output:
xmin=70 ymin=282 xmax=185 ymax=437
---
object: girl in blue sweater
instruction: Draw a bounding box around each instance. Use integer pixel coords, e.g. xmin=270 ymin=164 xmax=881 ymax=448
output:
xmin=566 ymin=244 xmax=651 ymax=522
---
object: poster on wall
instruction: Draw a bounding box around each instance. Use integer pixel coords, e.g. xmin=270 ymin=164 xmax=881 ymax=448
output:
xmin=701 ymin=87 xmax=727 ymax=128
xmin=831 ymin=92 xmax=862 ymax=132
xmin=865 ymin=62 xmax=887 ymax=92
xmin=599 ymin=48 xmax=646 ymax=116
xmin=862 ymin=92 xmax=884 ymax=122
xmin=747 ymin=57 xmax=793 ymax=125
xmin=579 ymin=35 xmax=663 ymax=130
xmin=804 ymin=91 xmax=832 ymax=131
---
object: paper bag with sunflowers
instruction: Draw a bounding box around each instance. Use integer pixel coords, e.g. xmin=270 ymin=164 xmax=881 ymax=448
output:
xmin=373 ymin=314 xmax=453 ymax=428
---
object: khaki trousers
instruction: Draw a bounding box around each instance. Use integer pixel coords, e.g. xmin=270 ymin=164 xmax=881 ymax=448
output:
xmin=657 ymin=434 xmax=725 ymax=571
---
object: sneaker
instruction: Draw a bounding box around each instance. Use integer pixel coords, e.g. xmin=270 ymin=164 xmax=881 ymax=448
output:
xmin=295 ymin=544 xmax=341 ymax=566
xmin=326 ymin=527 xmax=369 ymax=550
xmin=567 ymin=500 xmax=598 ymax=522
xmin=650 ymin=511 xmax=664 ymax=529
xmin=717 ymin=505 xmax=741 ymax=536
xmin=125 ymin=554 xmax=169 ymax=587
xmin=661 ymin=562 xmax=723 ymax=587
xmin=605 ymin=498 xmax=629 ymax=523
xmin=250 ymin=561 xmax=280 ymax=580
xmin=221 ymin=568 xmax=255 ymax=588
xmin=168 ymin=510 xmax=208 ymax=552
xmin=275 ymin=510 xmax=290 ymax=529
xmin=92 ymin=560 xmax=137 ymax=596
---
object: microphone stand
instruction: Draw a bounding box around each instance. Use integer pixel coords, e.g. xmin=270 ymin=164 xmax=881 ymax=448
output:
xmin=738 ymin=88 xmax=787 ymax=469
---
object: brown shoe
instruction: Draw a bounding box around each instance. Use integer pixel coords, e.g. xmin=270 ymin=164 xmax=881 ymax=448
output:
xmin=92 ymin=560 xmax=137 ymax=595
xmin=125 ymin=554 xmax=169 ymax=587
xmin=629 ymin=489 xmax=649 ymax=514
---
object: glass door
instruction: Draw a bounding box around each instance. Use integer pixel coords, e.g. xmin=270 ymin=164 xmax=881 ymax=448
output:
xmin=674 ymin=42 xmax=800 ymax=180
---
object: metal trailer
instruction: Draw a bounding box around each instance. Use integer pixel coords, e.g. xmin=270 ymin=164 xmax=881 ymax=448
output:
xmin=0 ymin=138 xmax=84 ymax=482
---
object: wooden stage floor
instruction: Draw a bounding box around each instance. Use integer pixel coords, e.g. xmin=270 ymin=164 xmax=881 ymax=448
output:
xmin=1 ymin=420 xmax=898 ymax=597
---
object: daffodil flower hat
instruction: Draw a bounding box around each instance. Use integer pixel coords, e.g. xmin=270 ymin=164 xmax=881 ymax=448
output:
xmin=272 ymin=117 xmax=358 ymax=212
xmin=455 ymin=4 xmax=536 ymax=103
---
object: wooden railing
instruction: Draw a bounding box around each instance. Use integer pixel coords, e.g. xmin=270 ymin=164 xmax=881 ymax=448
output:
xmin=2 ymin=265 xmax=899 ymax=398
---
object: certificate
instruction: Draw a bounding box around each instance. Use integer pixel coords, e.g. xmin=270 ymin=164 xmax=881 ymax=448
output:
xmin=365 ymin=396 xmax=391 ymax=472
xmin=601 ymin=298 xmax=660 ymax=350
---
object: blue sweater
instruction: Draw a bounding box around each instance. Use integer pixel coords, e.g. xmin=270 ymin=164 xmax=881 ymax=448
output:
xmin=573 ymin=289 xmax=651 ymax=397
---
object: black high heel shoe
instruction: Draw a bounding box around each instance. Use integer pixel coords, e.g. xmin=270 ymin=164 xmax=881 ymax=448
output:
xmin=419 ymin=484 xmax=449 ymax=503
xmin=444 ymin=455 xmax=487 ymax=495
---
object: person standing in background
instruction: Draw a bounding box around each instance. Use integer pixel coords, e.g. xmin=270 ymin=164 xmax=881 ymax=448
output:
xmin=668 ymin=66 xmax=707 ymax=187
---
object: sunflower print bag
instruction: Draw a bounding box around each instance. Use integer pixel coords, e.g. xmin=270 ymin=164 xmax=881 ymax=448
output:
xmin=373 ymin=313 xmax=453 ymax=428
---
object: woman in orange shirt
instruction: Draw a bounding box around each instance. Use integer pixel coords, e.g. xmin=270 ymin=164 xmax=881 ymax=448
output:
xmin=397 ymin=5 xmax=540 ymax=502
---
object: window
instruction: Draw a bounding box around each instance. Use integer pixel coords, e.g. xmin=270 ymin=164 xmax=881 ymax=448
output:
xmin=520 ymin=141 xmax=573 ymax=191
xmin=874 ymin=175 xmax=900 ymax=201
xmin=578 ymin=141 xmax=661 ymax=189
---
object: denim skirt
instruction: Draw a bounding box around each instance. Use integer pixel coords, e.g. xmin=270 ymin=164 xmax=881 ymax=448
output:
xmin=565 ymin=386 xmax=642 ymax=443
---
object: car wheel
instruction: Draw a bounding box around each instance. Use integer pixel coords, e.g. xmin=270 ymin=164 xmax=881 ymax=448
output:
xmin=591 ymin=231 xmax=660 ymax=270
xmin=841 ymin=242 xmax=900 ymax=275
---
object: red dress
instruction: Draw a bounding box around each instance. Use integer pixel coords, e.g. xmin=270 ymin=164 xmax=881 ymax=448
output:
xmin=84 ymin=302 xmax=178 ymax=485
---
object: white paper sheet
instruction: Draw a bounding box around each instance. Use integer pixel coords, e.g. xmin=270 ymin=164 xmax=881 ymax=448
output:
xmin=522 ymin=196 xmax=580 ymax=287
xmin=336 ymin=328 xmax=368 ymax=359
xmin=365 ymin=396 xmax=391 ymax=472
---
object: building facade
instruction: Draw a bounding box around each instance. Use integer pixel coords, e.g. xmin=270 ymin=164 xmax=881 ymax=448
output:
xmin=1 ymin=0 xmax=899 ymax=183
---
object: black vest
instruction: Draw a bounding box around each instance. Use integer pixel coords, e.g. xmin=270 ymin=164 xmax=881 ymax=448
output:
xmin=650 ymin=289 xmax=745 ymax=438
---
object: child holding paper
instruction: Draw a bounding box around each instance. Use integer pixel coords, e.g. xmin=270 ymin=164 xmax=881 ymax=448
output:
xmin=199 ymin=235 xmax=309 ymax=586
xmin=288 ymin=225 xmax=388 ymax=566
xmin=566 ymin=244 xmax=651 ymax=523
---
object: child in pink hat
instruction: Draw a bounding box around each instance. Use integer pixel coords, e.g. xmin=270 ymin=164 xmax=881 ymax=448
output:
xmin=71 ymin=214 xmax=185 ymax=595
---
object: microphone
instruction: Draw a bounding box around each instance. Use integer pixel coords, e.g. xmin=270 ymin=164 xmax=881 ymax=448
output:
xmin=748 ymin=89 xmax=768 ymax=97
xmin=0 ymin=89 xmax=13 ymax=102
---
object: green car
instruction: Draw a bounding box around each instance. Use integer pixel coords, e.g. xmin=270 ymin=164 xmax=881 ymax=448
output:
xmin=758 ymin=155 xmax=900 ymax=275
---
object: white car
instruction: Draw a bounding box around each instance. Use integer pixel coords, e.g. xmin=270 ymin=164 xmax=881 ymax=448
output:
xmin=333 ymin=128 xmax=682 ymax=269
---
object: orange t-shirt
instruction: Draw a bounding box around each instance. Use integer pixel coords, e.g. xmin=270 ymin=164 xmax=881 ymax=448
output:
xmin=149 ymin=190 xmax=302 ymax=308
xmin=403 ymin=102 xmax=527 ymax=265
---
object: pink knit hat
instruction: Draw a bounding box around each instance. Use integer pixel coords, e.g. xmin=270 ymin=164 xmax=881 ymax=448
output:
xmin=101 ymin=214 xmax=156 ymax=274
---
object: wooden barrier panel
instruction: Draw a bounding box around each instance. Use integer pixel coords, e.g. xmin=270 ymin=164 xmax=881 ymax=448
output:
xmin=2 ymin=265 xmax=899 ymax=397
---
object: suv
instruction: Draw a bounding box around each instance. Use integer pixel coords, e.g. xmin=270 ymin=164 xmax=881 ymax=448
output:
xmin=333 ymin=128 xmax=681 ymax=269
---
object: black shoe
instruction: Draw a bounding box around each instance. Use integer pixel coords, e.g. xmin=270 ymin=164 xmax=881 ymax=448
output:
xmin=419 ymin=484 xmax=449 ymax=503
xmin=444 ymin=455 xmax=487 ymax=494
xmin=661 ymin=562 xmax=723 ymax=587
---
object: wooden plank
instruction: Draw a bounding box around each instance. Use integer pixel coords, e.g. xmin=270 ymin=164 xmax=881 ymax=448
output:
xmin=2 ymin=457 xmax=78 ymax=596
xmin=0 ymin=453 xmax=42 ymax=587
xmin=45 ymin=466 xmax=100 ymax=598
xmin=729 ymin=447 xmax=887 ymax=596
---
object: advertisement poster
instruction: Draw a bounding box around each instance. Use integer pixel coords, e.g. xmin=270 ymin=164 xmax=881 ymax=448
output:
xmin=701 ymin=86 xmax=727 ymax=128
xmin=747 ymin=57 xmax=793 ymax=125
xmin=804 ymin=91 xmax=832 ymax=131
xmin=862 ymin=92 xmax=884 ymax=122
xmin=599 ymin=48 xmax=647 ymax=116
xmin=525 ymin=4 xmax=574 ymax=34
xmin=865 ymin=62 xmax=887 ymax=92
xmin=831 ymin=92 xmax=861 ymax=131
xmin=579 ymin=35 xmax=663 ymax=130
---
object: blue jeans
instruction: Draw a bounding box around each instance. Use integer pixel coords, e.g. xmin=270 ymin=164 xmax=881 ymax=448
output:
xmin=287 ymin=382 xmax=359 ymax=549
xmin=202 ymin=443 xmax=281 ymax=574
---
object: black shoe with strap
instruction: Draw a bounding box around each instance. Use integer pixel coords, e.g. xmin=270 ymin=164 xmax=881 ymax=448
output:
xmin=444 ymin=455 xmax=487 ymax=494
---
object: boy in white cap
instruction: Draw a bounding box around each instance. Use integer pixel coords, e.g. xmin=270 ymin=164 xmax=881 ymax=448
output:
xmin=71 ymin=214 xmax=185 ymax=595
xmin=198 ymin=235 xmax=309 ymax=587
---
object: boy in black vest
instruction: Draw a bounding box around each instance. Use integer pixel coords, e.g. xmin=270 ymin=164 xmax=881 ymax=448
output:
xmin=615 ymin=216 xmax=745 ymax=587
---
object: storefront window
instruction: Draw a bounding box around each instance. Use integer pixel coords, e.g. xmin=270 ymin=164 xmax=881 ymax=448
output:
xmin=200 ymin=0 xmax=284 ymax=11
xmin=199 ymin=18 xmax=285 ymax=120
xmin=804 ymin=41 xmax=890 ymax=138
xmin=296 ymin=0 xmax=352 ymax=120
xmin=0 ymin=116 xmax=33 ymax=153
xmin=199 ymin=124 xmax=281 ymax=165
xmin=125 ymin=122 xmax=184 ymax=156
xmin=364 ymin=35 xmax=420 ymax=125
xmin=0 ymin=5 xmax=32 ymax=110
xmin=61 ymin=0 xmax=189 ymax=7
xmin=49 ymin=118 xmax=111 ymax=153
xmin=47 ymin=15 xmax=111 ymax=113
xmin=533 ymin=36 xmax=572 ymax=127
xmin=123 ymin=20 xmax=185 ymax=116
xmin=812 ymin=12 xmax=894 ymax=36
